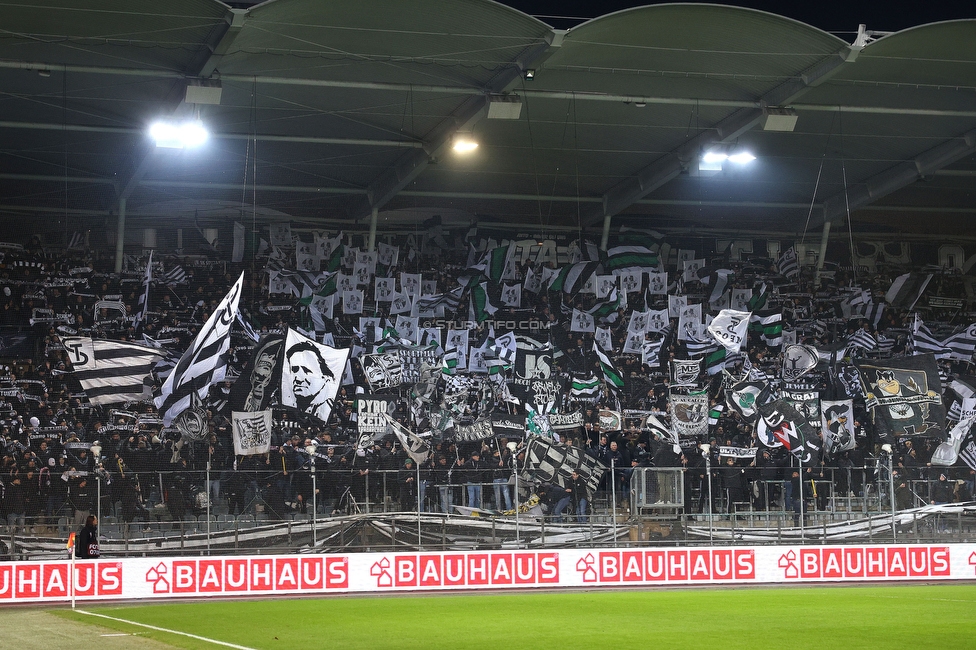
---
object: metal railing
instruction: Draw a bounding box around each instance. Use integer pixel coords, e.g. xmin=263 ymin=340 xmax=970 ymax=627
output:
xmin=3 ymin=466 xmax=973 ymax=560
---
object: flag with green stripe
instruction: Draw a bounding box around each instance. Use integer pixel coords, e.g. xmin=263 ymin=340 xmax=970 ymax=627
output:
xmin=593 ymin=341 xmax=624 ymax=390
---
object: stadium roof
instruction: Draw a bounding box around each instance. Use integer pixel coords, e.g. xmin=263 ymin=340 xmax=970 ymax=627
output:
xmin=0 ymin=1 xmax=974 ymax=239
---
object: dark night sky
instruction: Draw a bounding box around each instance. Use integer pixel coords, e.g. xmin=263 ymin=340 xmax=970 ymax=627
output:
xmin=497 ymin=1 xmax=974 ymax=34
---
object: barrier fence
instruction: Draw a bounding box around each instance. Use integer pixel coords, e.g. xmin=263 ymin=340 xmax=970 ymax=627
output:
xmin=4 ymin=467 xmax=974 ymax=560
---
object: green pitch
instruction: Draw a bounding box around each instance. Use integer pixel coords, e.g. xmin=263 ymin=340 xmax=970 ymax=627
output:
xmin=57 ymin=585 xmax=976 ymax=650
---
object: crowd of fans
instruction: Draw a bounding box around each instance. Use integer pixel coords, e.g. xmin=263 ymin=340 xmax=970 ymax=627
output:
xmin=1 ymin=234 xmax=975 ymax=538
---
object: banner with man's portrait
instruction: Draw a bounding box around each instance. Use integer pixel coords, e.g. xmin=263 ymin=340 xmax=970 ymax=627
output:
xmin=279 ymin=329 xmax=350 ymax=423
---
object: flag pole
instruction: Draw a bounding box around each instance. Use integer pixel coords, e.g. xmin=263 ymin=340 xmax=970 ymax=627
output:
xmin=66 ymin=531 xmax=76 ymax=610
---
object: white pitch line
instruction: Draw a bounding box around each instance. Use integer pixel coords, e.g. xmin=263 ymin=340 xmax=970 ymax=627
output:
xmin=76 ymin=609 xmax=257 ymax=650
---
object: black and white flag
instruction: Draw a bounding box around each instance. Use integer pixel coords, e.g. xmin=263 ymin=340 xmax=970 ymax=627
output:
xmin=134 ymin=250 xmax=152 ymax=330
xmin=821 ymin=399 xmax=856 ymax=455
xmin=776 ymin=246 xmax=799 ymax=278
xmin=232 ymin=410 xmax=272 ymax=455
xmin=155 ymin=272 xmax=245 ymax=425
xmin=522 ymin=438 xmax=607 ymax=494
xmin=63 ymin=337 xmax=164 ymax=405
xmin=280 ymin=328 xmax=351 ymax=423
xmin=886 ymin=272 xmax=932 ymax=310
xmin=386 ymin=414 xmax=431 ymax=465
xmin=706 ymin=309 xmax=750 ymax=352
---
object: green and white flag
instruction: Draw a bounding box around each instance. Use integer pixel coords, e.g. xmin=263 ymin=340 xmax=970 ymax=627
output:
xmin=593 ymin=341 xmax=624 ymax=390
xmin=469 ymin=282 xmax=497 ymax=323
xmin=570 ymin=374 xmax=601 ymax=399
xmin=749 ymin=310 xmax=783 ymax=348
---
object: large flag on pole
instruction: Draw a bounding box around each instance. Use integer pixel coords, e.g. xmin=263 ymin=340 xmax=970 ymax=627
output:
xmin=155 ymin=272 xmax=245 ymax=425
xmin=62 ymin=337 xmax=164 ymax=405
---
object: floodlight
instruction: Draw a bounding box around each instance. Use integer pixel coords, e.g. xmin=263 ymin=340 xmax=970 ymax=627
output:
xmin=150 ymin=119 xmax=209 ymax=149
xmin=452 ymin=135 xmax=479 ymax=154
xmin=727 ymin=151 xmax=756 ymax=164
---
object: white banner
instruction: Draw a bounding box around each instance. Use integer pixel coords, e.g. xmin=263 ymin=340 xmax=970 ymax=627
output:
xmin=231 ymin=410 xmax=272 ymax=455
xmin=707 ymin=309 xmax=751 ymax=352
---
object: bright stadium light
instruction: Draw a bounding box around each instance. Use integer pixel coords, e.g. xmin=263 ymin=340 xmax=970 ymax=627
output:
xmin=728 ymin=151 xmax=756 ymax=164
xmin=452 ymin=135 xmax=479 ymax=154
xmin=701 ymin=151 xmax=727 ymax=164
xmin=150 ymin=119 xmax=209 ymax=149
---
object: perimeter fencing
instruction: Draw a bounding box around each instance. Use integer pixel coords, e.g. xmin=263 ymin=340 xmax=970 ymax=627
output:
xmin=3 ymin=467 xmax=974 ymax=560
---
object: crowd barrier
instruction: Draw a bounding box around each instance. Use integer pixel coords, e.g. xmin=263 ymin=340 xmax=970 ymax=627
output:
xmin=2 ymin=542 xmax=975 ymax=603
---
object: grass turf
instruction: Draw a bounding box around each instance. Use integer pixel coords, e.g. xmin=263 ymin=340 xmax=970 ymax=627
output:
xmin=56 ymin=584 xmax=976 ymax=650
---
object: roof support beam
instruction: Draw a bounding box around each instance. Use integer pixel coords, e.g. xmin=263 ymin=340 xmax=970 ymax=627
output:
xmin=0 ymin=120 xmax=422 ymax=148
xmin=816 ymin=128 xmax=976 ymax=227
xmin=196 ymin=8 xmax=247 ymax=79
xmin=593 ymin=45 xmax=859 ymax=226
xmin=355 ymin=32 xmax=560 ymax=218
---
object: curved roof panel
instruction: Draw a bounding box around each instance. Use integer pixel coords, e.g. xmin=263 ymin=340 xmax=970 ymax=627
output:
xmin=0 ymin=0 xmax=230 ymax=71
xmin=536 ymin=4 xmax=847 ymax=101
xmin=219 ymin=0 xmax=552 ymax=87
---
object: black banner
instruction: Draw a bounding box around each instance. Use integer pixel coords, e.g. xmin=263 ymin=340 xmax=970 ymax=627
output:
xmin=856 ymin=354 xmax=946 ymax=441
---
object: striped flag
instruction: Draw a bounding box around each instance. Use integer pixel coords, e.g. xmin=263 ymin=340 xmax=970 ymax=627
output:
xmin=885 ymin=272 xmax=932 ymax=310
xmin=776 ymin=246 xmax=799 ymax=278
xmin=704 ymin=346 xmax=727 ymax=376
xmin=549 ymin=261 xmax=600 ymax=296
xmin=163 ymin=265 xmax=188 ymax=286
xmin=62 ymin=337 xmax=164 ymax=405
xmin=747 ymin=282 xmax=770 ymax=311
xmin=415 ymin=287 xmax=463 ymax=315
xmin=570 ymin=374 xmax=601 ymax=399
xmin=708 ymin=403 xmax=725 ymax=427
xmin=604 ymin=245 xmax=658 ymax=274
xmin=750 ymin=310 xmax=783 ymax=348
xmin=154 ymin=272 xmax=245 ymax=425
xmin=942 ymin=324 xmax=976 ymax=362
xmin=642 ymin=337 xmax=664 ymax=368
xmin=587 ymin=287 xmax=621 ymax=323
xmin=469 ymin=282 xmax=497 ymax=323
xmin=134 ymin=250 xmax=152 ymax=331
xmin=481 ymin=244 xmax=513 ymax=283
xmin=66 ymin=231 xmax=85 ymax=250
xmin=593 ymin=341 xmax=624 ymax=390
xmin=441 ymin=348 xmax=459 ymax=375
xmin=912 ymin=318 xmax=976 ymax=361
xmin=911 ymin=316 xmax=952 ymax=359
xmin=848 ymin=329 xmax=878 ymax=351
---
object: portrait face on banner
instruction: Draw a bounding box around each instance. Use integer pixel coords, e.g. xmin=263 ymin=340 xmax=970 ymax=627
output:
xmin=280 ymin=330 xmax=350 ymax=423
